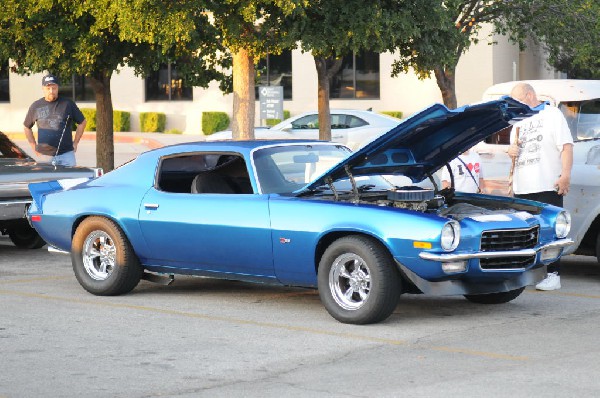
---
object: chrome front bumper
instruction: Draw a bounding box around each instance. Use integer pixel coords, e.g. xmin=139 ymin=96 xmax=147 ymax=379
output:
xmin=418 ymin=238 xmax=574 ymax=262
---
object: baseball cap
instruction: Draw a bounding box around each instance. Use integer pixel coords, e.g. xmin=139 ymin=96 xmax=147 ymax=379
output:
xmin=42 ymin=74 xmax=59 ymax=86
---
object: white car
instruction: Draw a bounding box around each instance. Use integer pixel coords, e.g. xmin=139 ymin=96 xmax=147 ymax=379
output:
xmin=206 ymin=109 xmax=401 ymax=150
xmin=476 ymin=79 xmax=600 ymax=262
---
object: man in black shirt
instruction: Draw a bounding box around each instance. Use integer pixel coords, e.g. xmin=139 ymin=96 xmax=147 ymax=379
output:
xmin=23 ymin=74 xmax=87 ymax=166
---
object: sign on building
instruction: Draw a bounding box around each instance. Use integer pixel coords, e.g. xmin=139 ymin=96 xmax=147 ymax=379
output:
xmin=258 ymin=86 xmax=284 ymax=122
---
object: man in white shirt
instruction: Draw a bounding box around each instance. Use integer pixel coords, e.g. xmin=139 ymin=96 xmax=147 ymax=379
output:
xmin=508 ymin=82 xmax=574 ymax=291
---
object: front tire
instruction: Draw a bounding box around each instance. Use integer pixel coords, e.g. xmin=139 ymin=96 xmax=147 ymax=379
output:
xmin=464 ymin=287 xmax=525 ymax=304
xmin=318 ymin=235 xmax=400 ymax=324
xmin=71 ymin=216 xmax=142 ymax=296
xmin=8 ymin=222 xmax=46 ymax=249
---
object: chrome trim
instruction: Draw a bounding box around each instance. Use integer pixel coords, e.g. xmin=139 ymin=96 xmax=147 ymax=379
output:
xmin=419 ymin=238 xmax=574 ymax=262
xmin=48 ymin=246 xmax=69 ymax=255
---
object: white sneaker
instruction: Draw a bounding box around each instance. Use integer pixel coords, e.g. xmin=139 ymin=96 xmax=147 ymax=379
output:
xmin=535 ymin=272 xmax=561 ymax=291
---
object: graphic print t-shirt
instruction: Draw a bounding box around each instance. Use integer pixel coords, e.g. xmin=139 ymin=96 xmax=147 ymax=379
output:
xmin=23 ymin=97 xmax=85 ymax=154
xmin=510 ymin=105 xmax=573 ymax=194
xmin=441 ymin=151 xmax=483 ymax=193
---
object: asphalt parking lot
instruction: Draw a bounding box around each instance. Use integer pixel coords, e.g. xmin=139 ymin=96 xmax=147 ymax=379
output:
xmin=1 ymin=236 xmax=599 ymax=398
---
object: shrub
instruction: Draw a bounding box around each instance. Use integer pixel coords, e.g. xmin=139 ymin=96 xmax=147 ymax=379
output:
xmin=113 ymin=111 xmax=131 ymax=132
xmin=202 ymin=112 xmax=230 ymax=135
xmin=265 ymin=110 xmax=291 ymax=127
xmin=381 ymin=111 xmax=403 ymax=119
xmin=164 ymin=128 xmax=183 ymax=135
xmin=140 ymin=112 xmax=166 ymax=133
xmin=80 ymin=108 xmax=96 ymax=131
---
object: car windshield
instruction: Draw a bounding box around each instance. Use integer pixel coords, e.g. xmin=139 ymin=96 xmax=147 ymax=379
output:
xmin=559 ymin=99 xmax=600 ymax=141
xmin=253 ymin=144 xmax=393 ymax=194
xmin=0 ymin=133 xmax=29 ymax=159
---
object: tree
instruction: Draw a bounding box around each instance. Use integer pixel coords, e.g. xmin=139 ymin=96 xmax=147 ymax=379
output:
xmin=391 ymin=0 xmax=511 ymax=109
xmin=209 ymin=0 xmax=305 ymax=139
xmin=286 ymin=0 xmax=429 ymax=139
xmin=497 ymin=0 xmax=600 ymax=79
xmin=0 ymin=0 xmax=224 ymax=171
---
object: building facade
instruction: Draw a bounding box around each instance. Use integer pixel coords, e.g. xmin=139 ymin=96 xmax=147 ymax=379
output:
xmin=0 ymin=26 xmax=562 ymax=135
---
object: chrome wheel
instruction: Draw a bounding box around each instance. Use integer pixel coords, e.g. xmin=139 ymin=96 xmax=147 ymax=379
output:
xmin=329 ymin=253 xmax=371 ymax=310
xmin=82 ymin=230 xmax=116 ymax=281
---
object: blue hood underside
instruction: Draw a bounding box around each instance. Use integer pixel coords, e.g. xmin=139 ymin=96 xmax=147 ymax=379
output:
xmin=301 ymin=97 xmax=536 ymax=192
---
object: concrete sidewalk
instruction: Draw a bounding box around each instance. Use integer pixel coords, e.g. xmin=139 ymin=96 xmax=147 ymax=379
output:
xmin=6 ymin=131 xmax=206 ymax=168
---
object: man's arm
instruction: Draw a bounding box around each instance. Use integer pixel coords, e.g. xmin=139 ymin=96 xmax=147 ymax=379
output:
xmin=556 ymin=143 xmax=573 ymax=196
xmin=23 ymin=126 xmax=39 ymax=155
xmin=73 ymin=119 xmax=87 ymax=152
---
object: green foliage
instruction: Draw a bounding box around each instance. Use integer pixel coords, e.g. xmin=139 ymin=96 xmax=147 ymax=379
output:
xmin=113 ymin=111 xmax=130 ymax=132
xmin=380 ymin=111 xmax=403 ymax=119
xmin=80 ymin=108 xmax=97 ymax=131
xmin=140 ymin=112 xmax=166 ymax=133
xmin=164 ymin=128 xmax=183 ymax=135
xmin=497 ymin=0 xmax=600 ymax=78
xmin=202 ymin=112 xmax=230 ymax=135
xmin=265 ymin=110 xmax=291 ymax=126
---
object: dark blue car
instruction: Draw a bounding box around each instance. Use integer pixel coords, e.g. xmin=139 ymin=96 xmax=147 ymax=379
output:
xmin=27 ymin=99 xmax=573 ymax=324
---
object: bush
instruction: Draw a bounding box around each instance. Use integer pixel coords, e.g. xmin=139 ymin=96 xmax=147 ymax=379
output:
xmin=80 ymin=108 xmax=96 ymax=131
xmin=164 ymin=128 xmax=183 ymax=135
xmin=202 ymin=112 xmax=230 ymax=135
xmin=381 ymin=111 xmax=403 ymax=119
xmin=140 ymin=112 xmax=166 ymax=133
xmin=113 ymin=111 xmax=131 ymax=132
xmin=265 ymin=110 xmax=291 ymax=127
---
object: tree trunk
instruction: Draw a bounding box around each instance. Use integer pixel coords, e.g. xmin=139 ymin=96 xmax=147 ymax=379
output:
xmin=89 ymin=73 xmax=114 ymax=172
xmin=314 ymin=56 xmax=332 ymax=141
xmin=434 ymin=66 xmax=458 ymax=109
xmin=231 ymin=48 xmax=255 ymax=140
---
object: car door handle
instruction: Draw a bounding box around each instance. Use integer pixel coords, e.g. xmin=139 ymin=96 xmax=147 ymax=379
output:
xmin=144 ymin=203 xmax=159 ymax=209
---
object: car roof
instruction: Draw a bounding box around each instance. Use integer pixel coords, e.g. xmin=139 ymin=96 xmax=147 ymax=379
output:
xmin=483 ymin=80 xmax=600 ymax=105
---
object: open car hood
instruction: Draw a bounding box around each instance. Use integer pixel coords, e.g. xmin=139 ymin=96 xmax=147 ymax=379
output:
xmin=299 ymin=98 xmax=537 ymax=193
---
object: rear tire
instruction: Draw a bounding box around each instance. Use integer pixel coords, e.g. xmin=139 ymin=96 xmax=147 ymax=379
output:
xmin=71 ymin=216 xmax=142 ymax=296
xmin=318 ymin=235 xmax=400 ymax=324
xmin=464 ymin=287 xmax=525 ymax=304
xmin=8 ymin=222 xmax=46 ymax=249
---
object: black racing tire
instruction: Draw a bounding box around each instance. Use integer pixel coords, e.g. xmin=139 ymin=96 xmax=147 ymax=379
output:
xmin=318 ymin=235 xmax=400 ymax=324
xmin=464 ymin=286 xmax=526 ymax=304
xmin=8 ymin=222 xmax=47 ymax=249
xmin=71 ymin=216 xmax=142 ymax=296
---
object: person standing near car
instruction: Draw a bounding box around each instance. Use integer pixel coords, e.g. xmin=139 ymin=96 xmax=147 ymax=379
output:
xmin=508 ymin=82 xmax=573 ymax=291
xmin=441 ymin=148 xmax=485 ymax=193
xmin=23 ymin=73 xmax=87 ymax=166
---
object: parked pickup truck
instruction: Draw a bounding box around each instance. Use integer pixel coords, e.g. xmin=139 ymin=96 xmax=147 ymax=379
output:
xmin=0 ymin=131 xmax=101 ymax=248
xmin=476 ymin=80 xmax=600 ymax=262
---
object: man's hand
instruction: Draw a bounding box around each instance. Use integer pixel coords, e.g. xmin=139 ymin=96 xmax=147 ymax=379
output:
xmin=555 ymin=174 xmax=571 ymax=196
xmin=507 ymin=143 xmax=520 ymax=158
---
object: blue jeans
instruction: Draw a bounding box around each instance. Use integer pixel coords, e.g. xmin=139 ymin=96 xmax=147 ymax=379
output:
xmin=42 ymin=151 xmax=77 ymax=166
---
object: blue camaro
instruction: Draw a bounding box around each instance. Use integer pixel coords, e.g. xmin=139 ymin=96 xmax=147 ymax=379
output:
xmin=27 ymin=99 xmax=573 ymax=324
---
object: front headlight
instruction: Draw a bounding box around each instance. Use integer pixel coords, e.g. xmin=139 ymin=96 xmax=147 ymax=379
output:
xmin=555 ymin=210 xmax=571 ymax=238
xmin=441 ymin=220 xmax=460 ymax=251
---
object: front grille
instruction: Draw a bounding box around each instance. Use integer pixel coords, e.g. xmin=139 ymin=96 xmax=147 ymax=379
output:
xmin=479 ymin=226 xmax=539 ymax=269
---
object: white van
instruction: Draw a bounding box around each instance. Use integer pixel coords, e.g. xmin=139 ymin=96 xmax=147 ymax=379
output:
xmin=477 ymin=80 xmax=600 ymax=261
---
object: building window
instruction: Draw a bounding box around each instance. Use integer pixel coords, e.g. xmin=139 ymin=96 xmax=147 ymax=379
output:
xmin=330 ymin=51 xmax=380 ymax=99
xmin=145 ymin=63 xmax=193 ymax=101
xmin=0 ymin=62 xmax=9 ymax=102
xmin=255 ymin=51 xmax=292 ymax=100
xmin=58 ymin=75 xmax=94 ymax=101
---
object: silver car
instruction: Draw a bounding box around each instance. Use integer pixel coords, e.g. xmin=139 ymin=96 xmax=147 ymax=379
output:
xmin=0 ymin=131 xmax=101 ymax=248
xmin=206 ymin=109 xmax=401 ymax=150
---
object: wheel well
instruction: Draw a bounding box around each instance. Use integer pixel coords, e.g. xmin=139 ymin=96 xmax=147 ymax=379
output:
xmin=314 ymin=231 xmax=390 ymax=274
xmin=71 ymin=215 xmax=125 ymax=240
xmin=578 ymin=215 xmax=600 ymax=255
